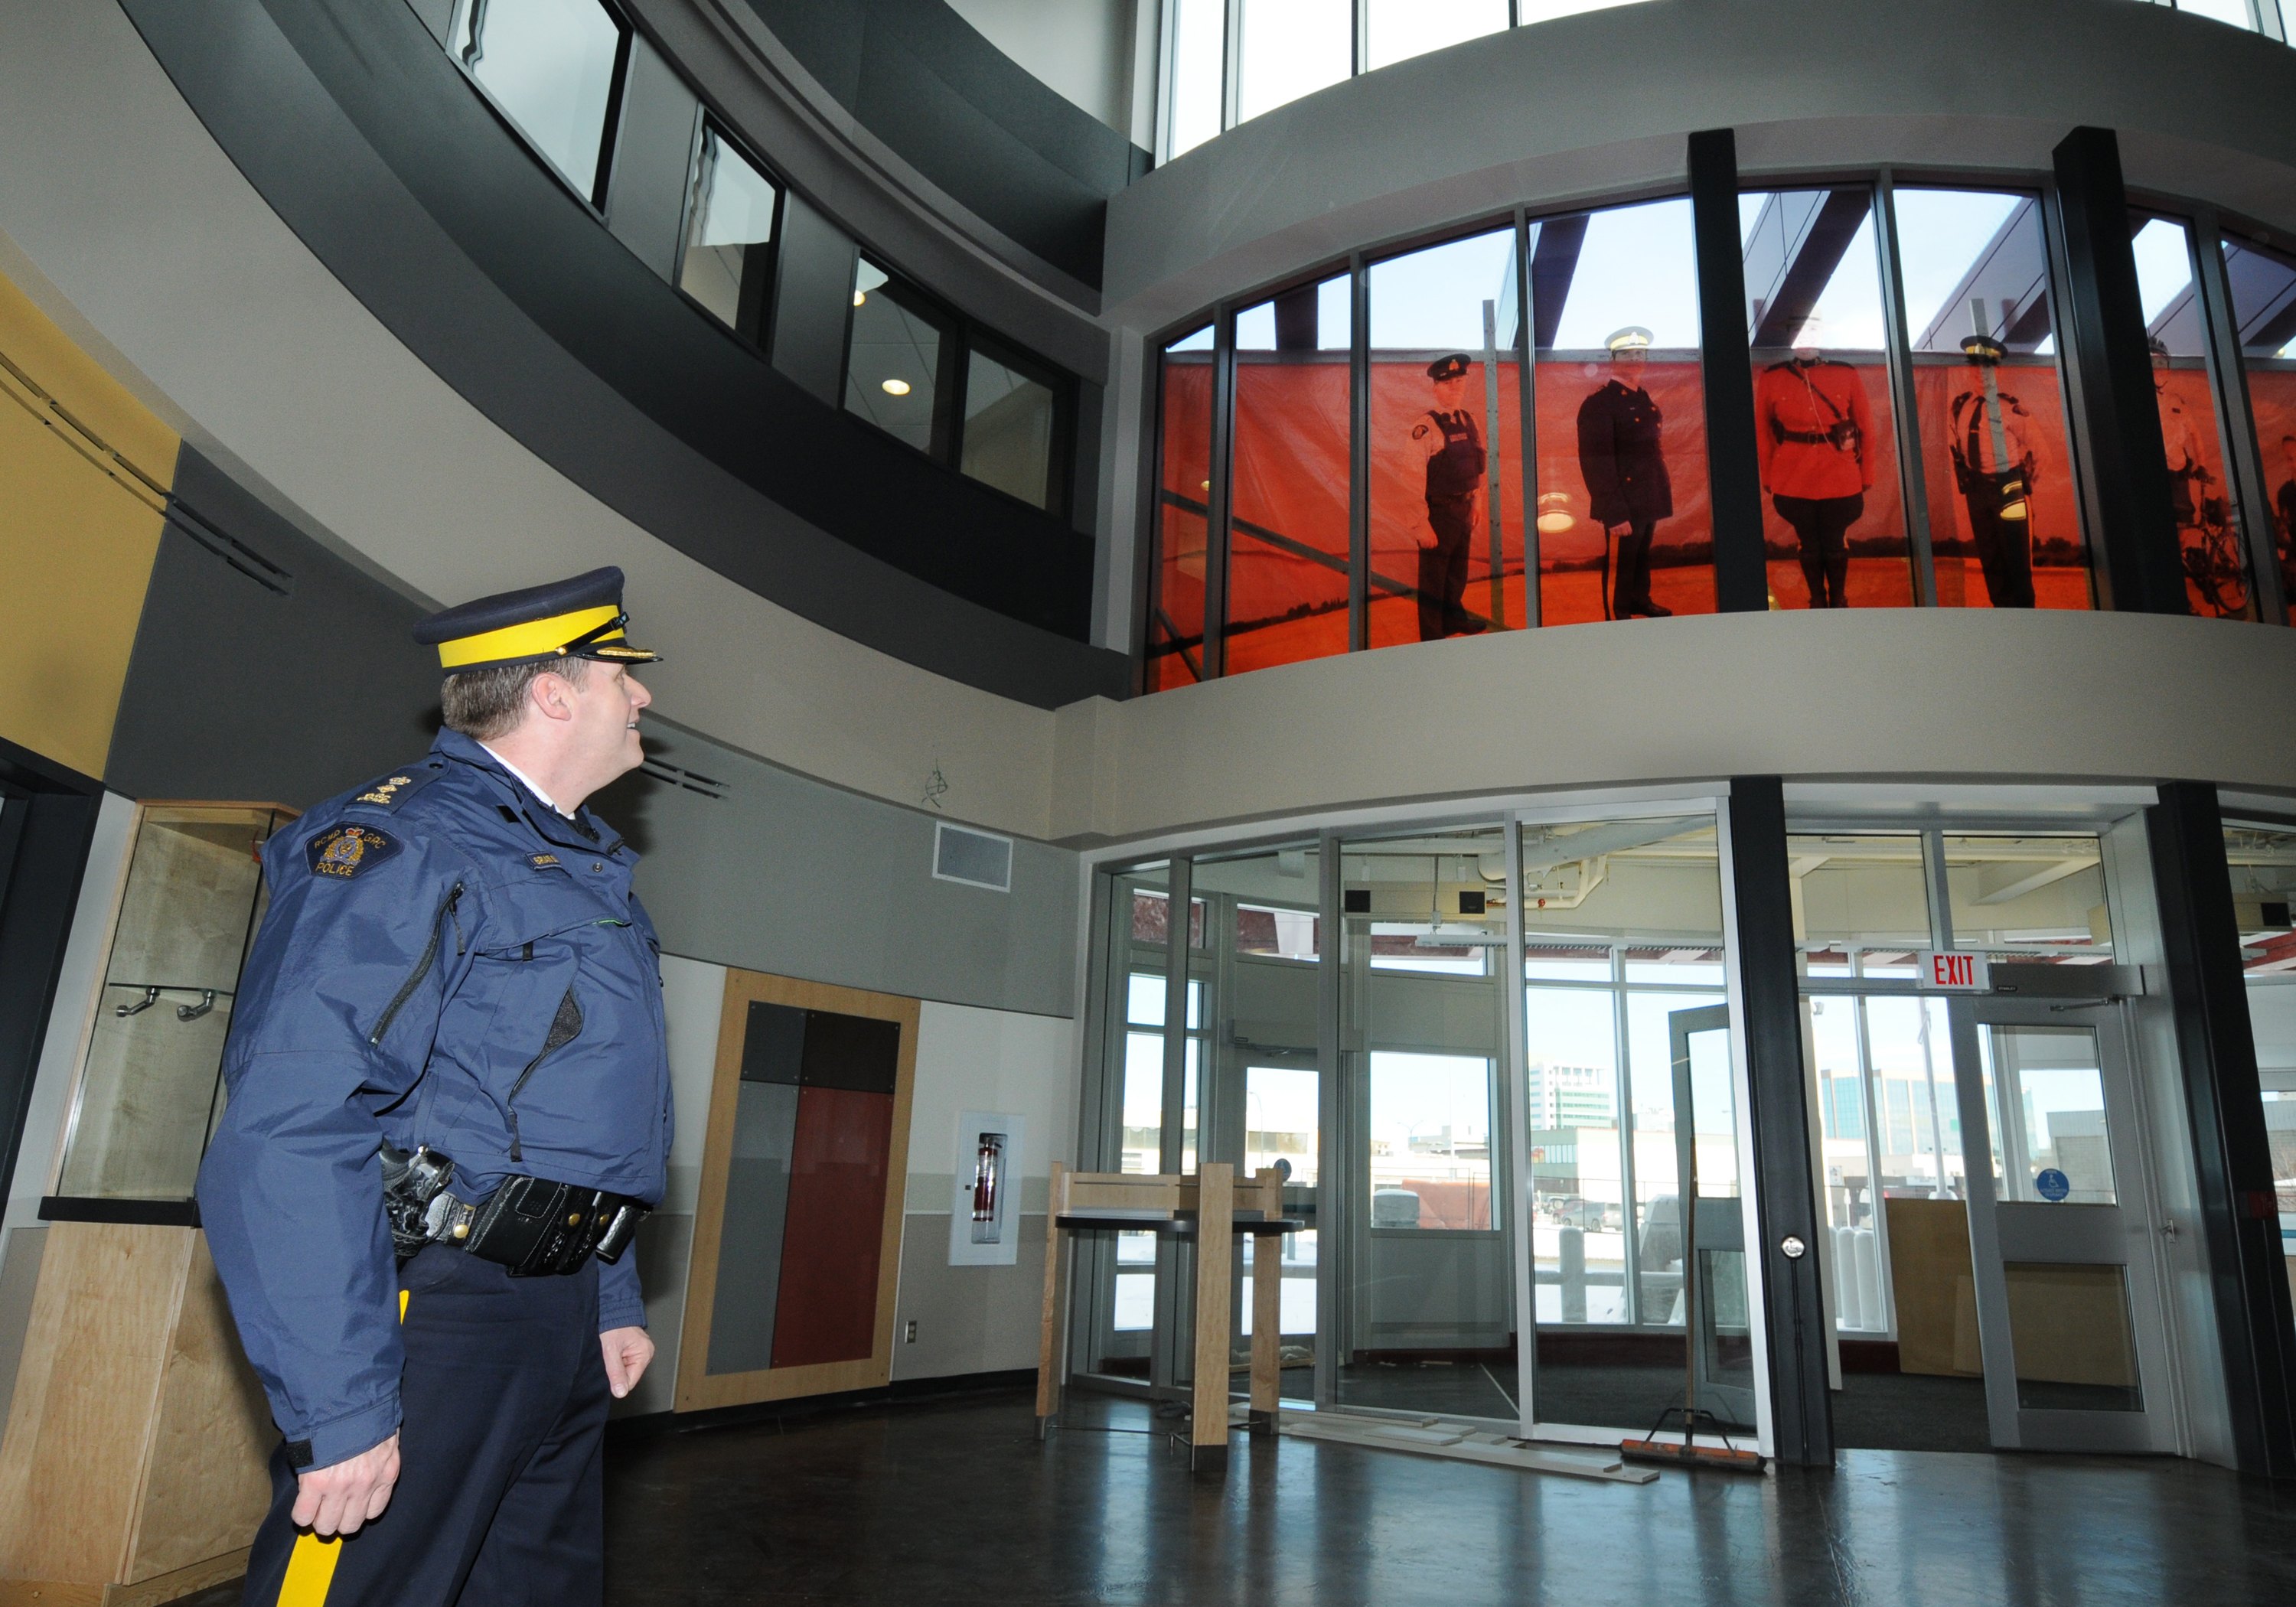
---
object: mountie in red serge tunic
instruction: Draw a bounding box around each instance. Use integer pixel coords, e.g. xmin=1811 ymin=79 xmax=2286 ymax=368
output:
xmin=1754 ymin=357 xmax=1876 ymax=502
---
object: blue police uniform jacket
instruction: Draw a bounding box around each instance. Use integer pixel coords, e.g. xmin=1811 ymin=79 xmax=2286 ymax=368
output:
xmin=196 ymin=729 xmax=673 ymax=1470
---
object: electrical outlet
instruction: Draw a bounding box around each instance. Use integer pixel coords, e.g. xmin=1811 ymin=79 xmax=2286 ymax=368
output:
xmin=904 ymin=1319 xmax=918 ymax=1343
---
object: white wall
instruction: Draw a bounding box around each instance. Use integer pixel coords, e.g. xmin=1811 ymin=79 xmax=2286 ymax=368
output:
xmin=892 ymin=1000 xmax=1078 ymax=1380
xmin=618 ymin=951 xmax=726 ymax=1416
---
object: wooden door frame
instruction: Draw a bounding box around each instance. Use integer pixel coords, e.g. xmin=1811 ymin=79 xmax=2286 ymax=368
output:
xmin=674 ymin=968 xmax=919 ymax=1412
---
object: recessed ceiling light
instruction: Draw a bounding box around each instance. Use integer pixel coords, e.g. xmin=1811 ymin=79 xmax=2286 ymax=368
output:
xmin=882 ymin=378 xmax=912 ymax=396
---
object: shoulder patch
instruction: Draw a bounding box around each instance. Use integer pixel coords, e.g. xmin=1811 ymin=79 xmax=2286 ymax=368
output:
xmin=348 ymin=764 xmax=444 ymax=812
xmin=308 ymin=823 xmax=402 ymax=880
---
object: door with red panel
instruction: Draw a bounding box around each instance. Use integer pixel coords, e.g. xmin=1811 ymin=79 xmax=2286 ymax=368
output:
xmin=680 ymin=973 xmax=918 ymax=1410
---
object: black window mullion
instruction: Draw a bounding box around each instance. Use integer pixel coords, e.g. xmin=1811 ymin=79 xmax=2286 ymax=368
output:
xmin=2191 ymin=207 xmax=2291 ymax=625
xmin=586 ymin=9 xmax=634 ymax=211
xmin=1872 ymin=171 xmax=1940 ymax=608
xmin=1688 ymin=129 xmax=1770 ymax=612
xmin=1349 ymin=255 xmax=1370 ymax=652
xmin=1515 ymin=207 xmax=1541 ymax=628
xmin=2037 ymin=178 xmax=2106 ymax=610
xmin=1205 ymin=305 xmax=1238 ymax=678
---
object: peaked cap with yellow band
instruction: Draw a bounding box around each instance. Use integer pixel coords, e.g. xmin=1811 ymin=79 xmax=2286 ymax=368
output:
xmin=413 ymin=566 xmax=662 ymax=674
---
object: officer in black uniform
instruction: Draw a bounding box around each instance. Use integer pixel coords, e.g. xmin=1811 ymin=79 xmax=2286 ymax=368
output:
xmin=1574 ymin=325 xmax=1674 ymax=619
xmin=199 ymin=567 xmax=674 ymax=1607
xmin=1413 ymin=352 xmax=1488 ymax=641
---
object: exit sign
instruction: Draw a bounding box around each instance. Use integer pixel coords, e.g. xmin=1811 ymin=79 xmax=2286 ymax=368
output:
xmin=1917 ymin=951 xmax=1991 ymax=992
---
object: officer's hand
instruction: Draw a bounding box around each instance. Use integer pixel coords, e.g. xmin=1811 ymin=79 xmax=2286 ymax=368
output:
xmin=294 ymin=1431 xmax=400 ymax=1537
xmin=601 ymin=1325 xmax=655 ymax=1398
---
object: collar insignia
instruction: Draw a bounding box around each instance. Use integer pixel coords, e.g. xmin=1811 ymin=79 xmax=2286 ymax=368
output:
xmin=308 ymin=824 xmax=401 ymax=879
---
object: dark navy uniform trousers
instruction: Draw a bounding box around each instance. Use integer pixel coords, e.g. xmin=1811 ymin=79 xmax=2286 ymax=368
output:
xmin=240 ymin=1245 xmax=610 ymax=1607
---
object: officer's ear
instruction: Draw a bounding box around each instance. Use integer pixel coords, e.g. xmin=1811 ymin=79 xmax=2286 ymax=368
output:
xmin=525 ymin=667 xmax=583 ymax=725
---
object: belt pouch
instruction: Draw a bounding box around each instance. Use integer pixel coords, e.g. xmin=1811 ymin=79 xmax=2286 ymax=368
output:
xmin=466 ymin=1175 xmax=599 ymax=1276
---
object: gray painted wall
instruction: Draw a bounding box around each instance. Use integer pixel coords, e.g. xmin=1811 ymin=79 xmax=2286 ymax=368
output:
xmin=593 ymin=721 xmax=1080 ymax=1019
xmin=770 ymin=190 xmax=858 ymax=407
xmin=942 ymin=0 xmax=1137 ymax=133
xmin=105 ymin=447 xmax=439 ymax=809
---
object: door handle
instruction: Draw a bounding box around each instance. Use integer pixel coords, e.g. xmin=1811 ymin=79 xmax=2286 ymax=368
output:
xmin=2161 ymin=1217 xmax=2178 ymax=1241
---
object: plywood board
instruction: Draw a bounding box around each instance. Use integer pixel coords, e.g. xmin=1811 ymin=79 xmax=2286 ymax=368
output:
xmin=1886 ymin=1197 xmax=1981 ymax=1378
xmin=0 ymin=1223 xmax=190 ymax=1583
xmin=676 ymin=970 xmax=918 ymax=1413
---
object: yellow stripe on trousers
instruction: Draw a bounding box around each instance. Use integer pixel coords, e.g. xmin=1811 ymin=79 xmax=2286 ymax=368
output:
xmin=276 ymin=1289 xmax=411 ymax=1605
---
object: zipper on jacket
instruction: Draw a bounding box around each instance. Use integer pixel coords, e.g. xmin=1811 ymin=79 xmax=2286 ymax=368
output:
xmin=505 ymin=986 xmax=584 ymax=1163
xmin=368 ymin=883 xmax=465 ymax=1047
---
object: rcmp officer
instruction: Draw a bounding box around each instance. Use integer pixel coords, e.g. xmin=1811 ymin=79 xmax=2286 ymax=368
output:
xmin=1412 ymin=353 xmax=1489 ymax=641
xmin=198 ymin=567 xmax=674 ymax=1607
xmin=1948 ymin=331 xmax=2039 ymax=608
xmin=1574 ymin=326 xmax=1673 ymax=620
xmin=1753 ymin=310 xmax=1875 ymax=609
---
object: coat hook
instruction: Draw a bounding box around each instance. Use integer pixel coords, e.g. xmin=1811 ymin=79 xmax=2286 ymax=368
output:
xmin=116 ymin=986 xmax=161 ymax=1018
xmin=177 ymin=989 xmax=217 ymax=1022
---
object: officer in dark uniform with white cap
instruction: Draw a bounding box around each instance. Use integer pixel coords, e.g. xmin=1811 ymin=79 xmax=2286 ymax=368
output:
xmin=200 ymin=566 xmax=673 ymax=1607
xmin=1575 ymin=325 xmax=1674 ymax=619
xmin=1412 ymin=353 xmax=1489 ymax=641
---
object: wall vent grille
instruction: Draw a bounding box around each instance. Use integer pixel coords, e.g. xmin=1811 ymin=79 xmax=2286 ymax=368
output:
xmin=641 ymin=758 xmax=728 ymax=800
xmin=933 ymin=822 xmax=1013 ymax=892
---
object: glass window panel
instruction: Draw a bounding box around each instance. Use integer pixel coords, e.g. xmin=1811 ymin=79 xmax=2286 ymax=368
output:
xmin=1167 ymin=0 xmax=1225 ymax=158
xmin=2135 ymin=212 xmax=2256 ymax=618
xmin=1870 ymin=997 xmax=1964 ymax=1192
xmin=2226 ymin=824 xmax=2296 ymax=1348
xmin=1367 ymin=229 xmax=1527 ymax=644
xmin=454 ymin=0 xmax=623 ymax=200
xmin=1518 ymin=0 xmax=1649 ymax=18
xmin=1235 ymin=902 xmax=1320 ymax=959
xmin=1237 ymin=0 xmax=1351 ymax=122
xmin=1228 ymin=275 xmax=1353 ymax=674
xmin=1526 ymin=986 xmax=1623 ymax=1324
xmin=844 ymin=258 xmax=951 ymax=456
xmin=677 ymin=125 xmax=778 ymax=336
xmin=1528 ymin=197 xmax=1715 ymax=624
xmin=1368 ymin=1052 xmax=1494 ymax=1230
xmin=1743 ymin=187 xmax=1915 ymax=608
xmin=1244 ymin=1064 xmax=1321 ymax=1187
xmin=2004 ymin=1263 xmax=2142 ymax=1412
xmin=1942 ymin=835 xmax=2112 ymax=963
xmin=1365 ymin=0 xmax=1509 ymax=71
xmin=2219 ymin=233 xmax=2296 ymax=615
xmin=1519 ymin=817 xmax=1724 ymax=950
xmin=1150 ymin=328 xmax=1215 ymax=688
xmin=961 ymin=347 xmax=1058 ymax=510
xmin=1980 ymin=1025 xmax=2117 ymax=1204
xmin=1893 ymin=188 xmax=2093 ymax=610
xmin=2173 ymin=0 xmax=2258 ymax=26
xmin=1788 ymin=832 xmax=1932 ymax=970
xmin=1120 ymin=1031 xmax=1165 ymax=1173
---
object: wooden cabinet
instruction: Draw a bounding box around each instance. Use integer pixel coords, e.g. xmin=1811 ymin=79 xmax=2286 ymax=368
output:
xmin=0 ymin=804 xmax=289 ymax=1604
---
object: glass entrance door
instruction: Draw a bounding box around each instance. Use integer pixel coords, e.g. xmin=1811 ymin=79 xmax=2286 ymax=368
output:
xmin=1948 ymin=998 xmax=2175 ymax=1452
xmin=1670 ymin=1004 xmax=1756 ymax=1427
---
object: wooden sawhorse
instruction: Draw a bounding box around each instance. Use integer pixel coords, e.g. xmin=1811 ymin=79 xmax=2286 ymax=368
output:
xmin=1035 ymin=1162 xmax=1301 ymax=1470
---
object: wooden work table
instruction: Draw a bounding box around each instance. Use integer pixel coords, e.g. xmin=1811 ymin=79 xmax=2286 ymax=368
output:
xmin=1035 ymin=1162 xmax=1303 ymax=1469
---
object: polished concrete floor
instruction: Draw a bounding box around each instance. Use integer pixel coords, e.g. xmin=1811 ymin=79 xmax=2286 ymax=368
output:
xmin=193 ymin=1384 xmax=2296 ymax=1605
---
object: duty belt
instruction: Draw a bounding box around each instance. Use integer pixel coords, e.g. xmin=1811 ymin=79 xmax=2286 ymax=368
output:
xmin=382 ymin=1142 xmax=647 ymax=1276
xmin=1774 ymin=426 xmax=1832 ymax=445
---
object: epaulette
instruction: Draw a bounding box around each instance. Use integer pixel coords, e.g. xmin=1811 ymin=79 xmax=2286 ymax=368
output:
xmin=344 ymin=761 xmax=448 ymax=813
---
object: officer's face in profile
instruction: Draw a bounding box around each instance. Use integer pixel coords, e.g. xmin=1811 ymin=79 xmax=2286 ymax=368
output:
xmin=563 ymin=663 xmax=652 ymax=784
